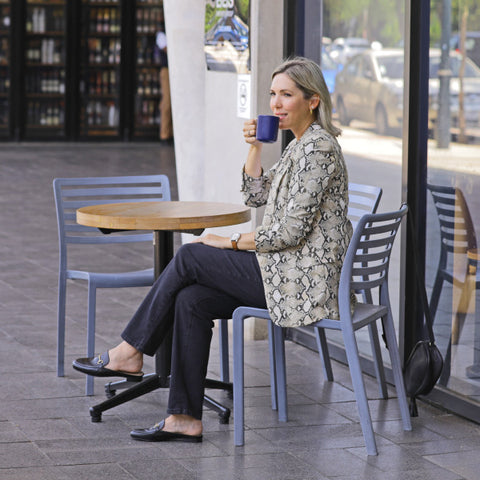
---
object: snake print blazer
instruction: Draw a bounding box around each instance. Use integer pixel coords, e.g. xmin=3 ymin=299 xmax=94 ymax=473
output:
xmin=241 ymin=123 xmax=352 ymax=327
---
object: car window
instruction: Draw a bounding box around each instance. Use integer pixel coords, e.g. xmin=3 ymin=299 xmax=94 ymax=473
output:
xmin=376 ymin=55 xmax=404 ymax=79
xmin=429 ymin=55 xmax=480 ymax=78
xmin=362 ymin=58 xmax=373 ymax=79
xmin=345 ymin=57 xmax=361 ymax=76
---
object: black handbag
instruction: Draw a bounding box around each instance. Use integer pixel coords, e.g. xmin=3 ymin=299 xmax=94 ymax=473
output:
xmin=403 ymin=210 xmax=444 ymax=417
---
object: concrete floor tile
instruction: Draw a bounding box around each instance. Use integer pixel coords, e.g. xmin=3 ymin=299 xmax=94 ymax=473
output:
xmin=0 ymin=442 xmax=52 ymax=469
xmin=120 ymin=459 xmax=193 ymax=480
xmin=0 ymin=142 xmax=479 ymax=480
xmin=0 ymin=467 xmax=72 ymax=480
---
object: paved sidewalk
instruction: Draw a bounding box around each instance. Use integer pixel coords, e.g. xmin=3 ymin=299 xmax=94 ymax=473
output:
xmin=0 ymin=142 xmax=479 ymax=479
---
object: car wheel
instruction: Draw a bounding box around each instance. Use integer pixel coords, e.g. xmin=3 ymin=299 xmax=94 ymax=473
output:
xmin=337 ymin=98 xmax=350 ymax=126
xmin=375 ymin=104 xmax=389 ymax=135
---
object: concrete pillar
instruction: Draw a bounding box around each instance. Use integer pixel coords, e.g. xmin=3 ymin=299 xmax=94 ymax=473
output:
xmin=164 ymin=0 xmax=284 ymax=338
xmin=163 ymin=0 xmax=206 ymax=202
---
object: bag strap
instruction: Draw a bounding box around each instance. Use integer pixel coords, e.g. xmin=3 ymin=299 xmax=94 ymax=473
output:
xmin=406 ymin=206 xmax=436 ymax=343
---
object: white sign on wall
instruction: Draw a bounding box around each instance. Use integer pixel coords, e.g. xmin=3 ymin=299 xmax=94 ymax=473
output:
xmin=237 ymin=74 xmax=251 ymax=118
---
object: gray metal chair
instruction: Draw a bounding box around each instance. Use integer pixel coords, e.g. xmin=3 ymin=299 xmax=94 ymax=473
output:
xmin=232 ymin=205 xmax=412 ymax=455
xmin=225 ymin=183 xmax=383 ymax=414
xmin=53 ymin=175 xmax=171 ymax=395
xmin=427 ymin=183 xmax=479 ymax=384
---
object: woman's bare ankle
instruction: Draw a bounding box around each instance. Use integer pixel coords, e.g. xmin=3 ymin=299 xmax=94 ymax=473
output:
xmin=107 ymin=341 xmax=143 ymax=373
xmin=164 ymin=415 xmax=202 ymax=436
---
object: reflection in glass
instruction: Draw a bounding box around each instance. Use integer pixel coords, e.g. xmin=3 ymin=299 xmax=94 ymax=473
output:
xmin=427 ymin=4 xmax=480 ymax=404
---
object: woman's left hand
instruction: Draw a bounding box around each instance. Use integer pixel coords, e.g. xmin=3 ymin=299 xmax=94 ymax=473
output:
xmin=190 ymin=234 xmax=230 ymax=249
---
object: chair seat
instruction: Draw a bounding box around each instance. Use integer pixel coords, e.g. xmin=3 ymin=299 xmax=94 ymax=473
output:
xmin=66 ymin=268 xmax=154 ymax=287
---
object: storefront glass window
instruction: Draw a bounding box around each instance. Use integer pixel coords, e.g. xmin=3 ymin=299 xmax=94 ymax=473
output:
xmin=426 ymin=2 xmax=480 ymax=400
xmin=318 ymin=1 xmax=405 ymax=361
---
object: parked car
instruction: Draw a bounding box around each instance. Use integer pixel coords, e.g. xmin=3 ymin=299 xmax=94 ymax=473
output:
xmin=334 ymin=48 xmax=480 ymax=136
xmin=450 ymin=32 xmax=480 ymax=68
xmin=334 ymin=48 xmax=404 ymax=135
xmin=328 ymin=37 xmax=371 ymax=66
xmin=428 ymin=48 xmax=480 ymax=133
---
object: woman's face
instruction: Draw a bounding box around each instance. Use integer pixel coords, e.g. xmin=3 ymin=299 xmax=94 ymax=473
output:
xmin=269 ymin=73 xmax=317 ymax=139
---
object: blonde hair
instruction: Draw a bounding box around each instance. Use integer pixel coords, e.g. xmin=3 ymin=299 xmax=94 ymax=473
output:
xmin=272 ymin=56 xmax=341 ymax=137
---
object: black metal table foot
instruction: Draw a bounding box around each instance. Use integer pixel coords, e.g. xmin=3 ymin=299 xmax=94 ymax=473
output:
xmin=90 ymin=374 xmax=164 ymax=422
xmin=204 ymin=394 xmax=231 ymax=424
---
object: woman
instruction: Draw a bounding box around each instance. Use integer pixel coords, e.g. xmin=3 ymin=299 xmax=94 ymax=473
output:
xmin=73 ymin=56 xmax=352 ymax=443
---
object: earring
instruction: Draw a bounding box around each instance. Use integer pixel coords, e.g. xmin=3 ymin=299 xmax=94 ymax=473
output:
xmin=310 ymin=107 xmax=313 ymax=115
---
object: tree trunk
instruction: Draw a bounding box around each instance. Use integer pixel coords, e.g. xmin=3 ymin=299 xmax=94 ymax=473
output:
xmin=458 ymin=5 xmax=468 ymax=144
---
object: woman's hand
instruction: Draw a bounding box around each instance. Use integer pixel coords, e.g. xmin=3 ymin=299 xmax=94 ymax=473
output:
xmin=243 ymin=119 xmax=263 ymax=177
xmin=243 ymin=119 xmax=261 ymax=146
xmin=190 ymin=234 xmax=230 ymax=249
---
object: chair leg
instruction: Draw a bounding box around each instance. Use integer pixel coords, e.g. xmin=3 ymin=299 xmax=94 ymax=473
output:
xmin=428 ymin=272 xmax=444 ymax=320
xmin=268 ymin=320 xmax=278 ymax=411
xmin=314 ymin=326 xmax=334 ymax=381
xmin=272 ymin=324 xmax=288 ymax=422
xmin=466 ymin=288 xmax=480 ymax=378
xmin=218 ymin=319 xmax=230 ymax=383
xmin=86 ymin=282 xmax=97 ymax=396
xmin=452 ymin=274 xmax=474 ymax=345
xmin=381 ymin=314 xmax=412 ymax=431
xmin=341 ymin=327 xmax=378 ymax=456
xmin=232 ymin=310 xmax=246 ymax=446
xmin=57 ymin=274 xmax=67 ymax=377
xmin=368 ymin=323 xmax=388 ymax=399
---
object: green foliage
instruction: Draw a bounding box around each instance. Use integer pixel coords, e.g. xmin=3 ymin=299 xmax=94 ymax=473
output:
xmin=236 ymin=0 xmax=250 ymax=23
xmin=324 ymin=0 xmax=404 ymax=47
xmin=431 ymin=0 xmax=480 ymax=44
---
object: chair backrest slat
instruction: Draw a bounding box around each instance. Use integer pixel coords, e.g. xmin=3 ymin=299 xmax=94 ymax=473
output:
xmin=347 ymin=183 xmax=382 ymax=230
xmin=339 ymin=205 xmax=408 ymax=307
xmin=53 ymin=175 xmax=171 ymax=252
xmin=427 ymin=183 xmax=477 ymax=256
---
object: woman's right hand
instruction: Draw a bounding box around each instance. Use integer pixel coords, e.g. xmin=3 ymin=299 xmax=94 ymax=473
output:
xmin=243 ymin=119 xmax=260 ymax=146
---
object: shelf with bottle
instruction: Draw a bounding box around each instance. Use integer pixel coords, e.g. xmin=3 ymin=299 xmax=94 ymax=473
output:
xmin=0 ymin=77 xmax=9 ymax=96
xmin=0 ymin=1 xmax=10 ymax=36
xmin=135 ymin=3 xmax=163 ymax=36
xmin=25 ymin=37 xmax=65 ymax=65
xmin=26 ymin=99 xmax=65 ymax=128
xmin=85 ymin=4 xmax=121 ymax=35
xmin=82 ymin=99 xmax=119 ymax=133
xmin=84 ymin=37 xmax=121 ymax=65
xmin=0 ymin=97 xmax=8 ymax=133
xmin=136 ymin=68 xmax=160 ymax=98
xmin=134 ymin=98 xmax=159 ymax=134
xmin=84 ymin=0 xmax=119 ymax=4
xmin=0 ymin=37 xmax=8 ymax=66
xmin=81 ymin=68 xmax=118 ymax=97
xmin=25 ymin=67 xmax=65 ymax=96
xmin=26 ymin=3 xmax=65 ymax=34
xmin=136 ymin=35 xmax=162 ymax=67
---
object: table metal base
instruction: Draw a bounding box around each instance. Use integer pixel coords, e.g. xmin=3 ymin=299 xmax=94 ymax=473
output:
xmin=89 ymin=375 xmax=232 ymax=424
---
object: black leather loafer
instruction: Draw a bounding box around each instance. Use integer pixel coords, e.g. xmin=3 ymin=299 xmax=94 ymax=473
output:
xmin=130 ymin=419 xmax=202 ymax=443
xmin=72 ymin=351 xmax=144 ymax=382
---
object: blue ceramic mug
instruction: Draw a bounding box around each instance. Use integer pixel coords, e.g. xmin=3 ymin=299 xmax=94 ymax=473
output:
xmin=256 ymin=115 xmax=279 ymax=143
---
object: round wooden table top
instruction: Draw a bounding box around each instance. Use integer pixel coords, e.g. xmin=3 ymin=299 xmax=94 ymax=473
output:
xmin=76 ymin=201 xmax=251 ymax=232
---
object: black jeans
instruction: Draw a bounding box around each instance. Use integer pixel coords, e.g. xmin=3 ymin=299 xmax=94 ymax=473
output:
xmin=121 ymin=243 xmax=267 ymax=420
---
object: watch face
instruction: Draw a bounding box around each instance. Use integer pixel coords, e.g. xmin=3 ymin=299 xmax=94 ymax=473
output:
xmin=231 ymin=233 xmax=241 ymax=242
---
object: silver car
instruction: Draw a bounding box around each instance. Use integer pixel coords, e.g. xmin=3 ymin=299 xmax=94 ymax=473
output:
xmin=334 ymin=48 xmax=480 ymax=137
xmin=429 ymin=49 xmax=480 ymax=136
xmin=334 ymin=48 xmax=404 ymax=135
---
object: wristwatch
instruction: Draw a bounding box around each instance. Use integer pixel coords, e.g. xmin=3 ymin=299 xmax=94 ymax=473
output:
xmin=230 ymin=232 xmax=241 ymax=250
